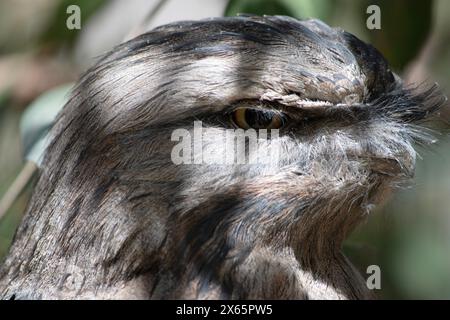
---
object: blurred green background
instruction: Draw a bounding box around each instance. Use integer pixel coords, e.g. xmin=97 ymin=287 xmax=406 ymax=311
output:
xmin=0 ymin=0 xmax=449 ymax=299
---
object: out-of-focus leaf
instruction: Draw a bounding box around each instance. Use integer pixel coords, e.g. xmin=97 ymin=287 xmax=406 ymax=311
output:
xmin=280 ymin=0 xmax=334 ymax=20
xmin=225 ymin=0 xmax=334 ymax=20
xmin=365 ymin=0 xmax=433 ymax=71
xmin=20 ymin=83 xmax=73 ymax=165
xmin=40 ymin=0 xmax=107 ymax=47
xmin=0 ymin=89 xmax=11 ymax=114
xmin=225 ymin=0 xmax=294 ymax=17
xmin=390 ymin=229 xmax=450 ymax=299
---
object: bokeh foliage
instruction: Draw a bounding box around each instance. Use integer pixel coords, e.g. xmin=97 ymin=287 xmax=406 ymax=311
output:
xmin=40 ymin=0 xmax=107 ymax=48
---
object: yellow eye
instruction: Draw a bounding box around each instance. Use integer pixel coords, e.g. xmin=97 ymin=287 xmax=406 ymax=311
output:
xmin=231 ymin=108 xmax=284 ymax=129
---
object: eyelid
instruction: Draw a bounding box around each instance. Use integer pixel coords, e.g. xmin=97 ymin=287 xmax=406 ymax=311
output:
xmin=227 ymin=102 xmax=284 ymax=116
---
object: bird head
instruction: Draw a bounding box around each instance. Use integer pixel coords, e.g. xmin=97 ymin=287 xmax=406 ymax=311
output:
xmin=4 ymin=15 xmax=446 ymax=299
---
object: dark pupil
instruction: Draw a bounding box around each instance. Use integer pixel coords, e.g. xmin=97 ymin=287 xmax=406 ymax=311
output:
xmin=245 ymin=109 xmax=274 ymax=128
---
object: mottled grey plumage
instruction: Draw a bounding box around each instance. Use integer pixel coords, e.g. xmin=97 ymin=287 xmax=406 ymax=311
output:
xmin=0 ymin=15 xmax=445 ymax=299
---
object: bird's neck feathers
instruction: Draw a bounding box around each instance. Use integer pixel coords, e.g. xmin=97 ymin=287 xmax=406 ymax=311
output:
xmin=0 ymin=135 xmax=380 ymax=299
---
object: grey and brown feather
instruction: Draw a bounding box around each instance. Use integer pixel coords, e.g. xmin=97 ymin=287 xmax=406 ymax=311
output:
xmin=0 ymin=16 xmax=445 ymax=299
